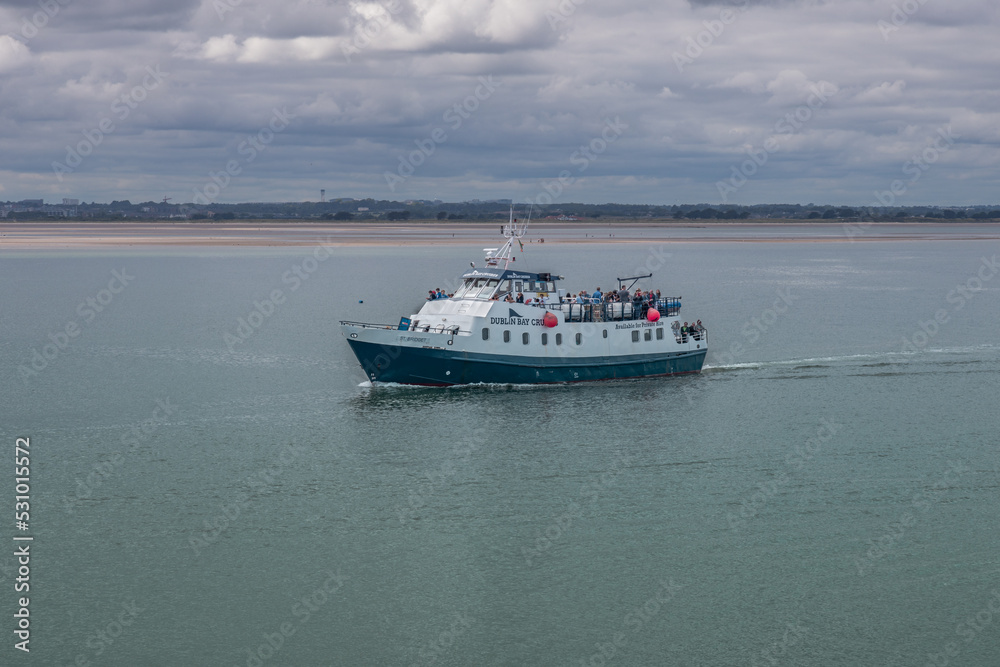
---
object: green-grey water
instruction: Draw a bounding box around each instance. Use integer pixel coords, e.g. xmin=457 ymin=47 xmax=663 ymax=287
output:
xmin=2 ymin=231 xmax=999 ymax=666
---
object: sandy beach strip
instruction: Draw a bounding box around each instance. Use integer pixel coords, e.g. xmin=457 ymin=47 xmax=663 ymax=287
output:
xmin=2 ymin=221 xmax=1000 ymax=248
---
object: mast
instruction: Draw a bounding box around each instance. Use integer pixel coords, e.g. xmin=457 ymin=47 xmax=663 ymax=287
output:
xmin=484 ymin=204 xmax=530 ymax=269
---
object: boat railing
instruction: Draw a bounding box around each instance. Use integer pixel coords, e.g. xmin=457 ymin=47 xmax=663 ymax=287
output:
xmin=525 ymin=297 xmax=683 ymax=322
xmin=341 ymin=320 xmax=470 ymax=336
xmin=340 ymin=320 xmax=400 ymax=330
xmin=676 ymin=329 xmax=708 ymax=344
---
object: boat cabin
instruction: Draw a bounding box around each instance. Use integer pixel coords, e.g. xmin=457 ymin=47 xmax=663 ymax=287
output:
xmin=453 ymin=268 xmax=561 ymax=302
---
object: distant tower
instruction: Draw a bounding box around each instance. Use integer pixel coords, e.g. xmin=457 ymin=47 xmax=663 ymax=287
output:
xmin=320 ymin=189 xmax=326 ymax=203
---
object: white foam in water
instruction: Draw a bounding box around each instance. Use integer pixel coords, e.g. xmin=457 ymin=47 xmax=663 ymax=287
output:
xmin=704 ymin=345 xmax=1000 ymax=372
xmin=359 ymin=380 xmax=554 ymax=391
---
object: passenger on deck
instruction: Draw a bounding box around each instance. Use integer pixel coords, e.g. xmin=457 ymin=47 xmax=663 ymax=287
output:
xmin=427 ymin=290 xmax=437 ymax=300
xmin=575 ymin=292 xmax=586 ymax=304
xmin=505 ymin=293 xmax=514 ymax=303
xmin=635 ymin=290 xmax=648 ymax=317
xmin=516 ymin=292 xmax=524 ymax=303
xmin=592 ymin=287 xmax=602 ymax=302
xmin=490 ymin=293 xmax=500 ymax=300
xmin=436 ymin=288 xmax=446 ymax=299
xmin=618 ymin=287 xmax=629 ymax=302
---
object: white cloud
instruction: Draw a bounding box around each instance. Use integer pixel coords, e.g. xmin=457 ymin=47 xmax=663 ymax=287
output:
xmin=0 ymin=35 xmax=31 ymax=73
xmin=854 ymin=80 xmax=906 ymax=105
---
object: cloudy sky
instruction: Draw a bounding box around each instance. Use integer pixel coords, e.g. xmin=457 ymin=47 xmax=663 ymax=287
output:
xmin=1 ymin=0 xmax=998 ymax=206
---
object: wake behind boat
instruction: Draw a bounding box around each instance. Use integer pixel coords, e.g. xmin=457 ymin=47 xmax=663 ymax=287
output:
xmin=341 ymin=212 xmax=707 ymax=385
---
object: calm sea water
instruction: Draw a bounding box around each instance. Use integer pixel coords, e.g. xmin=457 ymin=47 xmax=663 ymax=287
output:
xmin=2 ymin=229 xmax=999 ymax=666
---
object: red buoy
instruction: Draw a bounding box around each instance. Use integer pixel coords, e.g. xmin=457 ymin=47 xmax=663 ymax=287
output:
xmin=543 ymin=312 xmax=559 ymax=328
xmin=647 ymin=308 xmax=660 ymax=322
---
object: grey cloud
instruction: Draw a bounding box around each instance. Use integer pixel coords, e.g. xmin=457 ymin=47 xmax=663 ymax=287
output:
xmin=0 ymin=0 xmax=997 ymax=205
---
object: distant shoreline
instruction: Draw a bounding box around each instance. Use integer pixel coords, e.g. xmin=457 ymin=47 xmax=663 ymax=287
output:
xmin=2 ymin=221 xmax=1000 ymax=249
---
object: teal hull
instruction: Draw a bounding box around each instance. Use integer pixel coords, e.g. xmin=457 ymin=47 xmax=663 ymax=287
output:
xmin=347 ymin=340 xmax=706 ymax=386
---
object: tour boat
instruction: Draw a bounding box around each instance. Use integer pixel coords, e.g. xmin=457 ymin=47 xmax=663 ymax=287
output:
xmin=341 ymin=213 xmax=707 ymax=385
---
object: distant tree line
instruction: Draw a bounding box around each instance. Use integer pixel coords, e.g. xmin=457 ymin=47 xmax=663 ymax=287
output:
xmin=5 ymin=197 xmax=1000 ymax=222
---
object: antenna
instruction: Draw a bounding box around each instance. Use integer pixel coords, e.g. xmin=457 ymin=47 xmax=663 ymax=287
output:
xmin=483 ymin=204 xmax=531 ymax=270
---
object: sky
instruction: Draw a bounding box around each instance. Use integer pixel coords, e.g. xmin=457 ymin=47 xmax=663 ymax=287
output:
xmin=0 ymin=0 xmax=998 ymax=206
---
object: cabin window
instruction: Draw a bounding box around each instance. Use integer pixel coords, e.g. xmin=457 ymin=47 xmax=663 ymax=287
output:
xmin=644 ymin=330 xmax=652 ymax=341
xmin=541 ymin=333 xmax=548 ymax=345
xmin=482 ymin=328 xmax=489 ymax=340
xmin=474 ymin=279 xmax=499 ymax=299
xmin=656 ymin=328 xmax=664 ymax=340
xmin=632 ymin=331 xmax=640 ymax=343
xmin=522 ymin=332 xmax=529 ymax=345
xmin=546 ymin=282 xmax=556 ymax=292
xmin=555 ymin=333 xmax=562 ymax=345
xmin=500 ymin=279 xmax=512 ymax=294
xmin=603 ymin=329 xmax=608 ymax=339
xmin=575 ymin=333 xmax=582 ymax=345
xmin=503 ymin=330 xmax=511 ymax=343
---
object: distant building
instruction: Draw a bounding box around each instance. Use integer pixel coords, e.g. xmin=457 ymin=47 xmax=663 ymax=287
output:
xmin=63 ymin=198 xmax=80 ymax=205
xmin=19 ymin=199 xmax=43 ymax=207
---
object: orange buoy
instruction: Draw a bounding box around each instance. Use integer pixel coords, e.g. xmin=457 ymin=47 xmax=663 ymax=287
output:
xmin=647 ymin=308 xmax=660 ymax=322
xmin=543 ymin=312 xmax=559 ymax=328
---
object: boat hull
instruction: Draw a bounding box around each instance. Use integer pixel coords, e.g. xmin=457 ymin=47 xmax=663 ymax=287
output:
xmin=346 ymin=338 xmax=706 ymax=386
